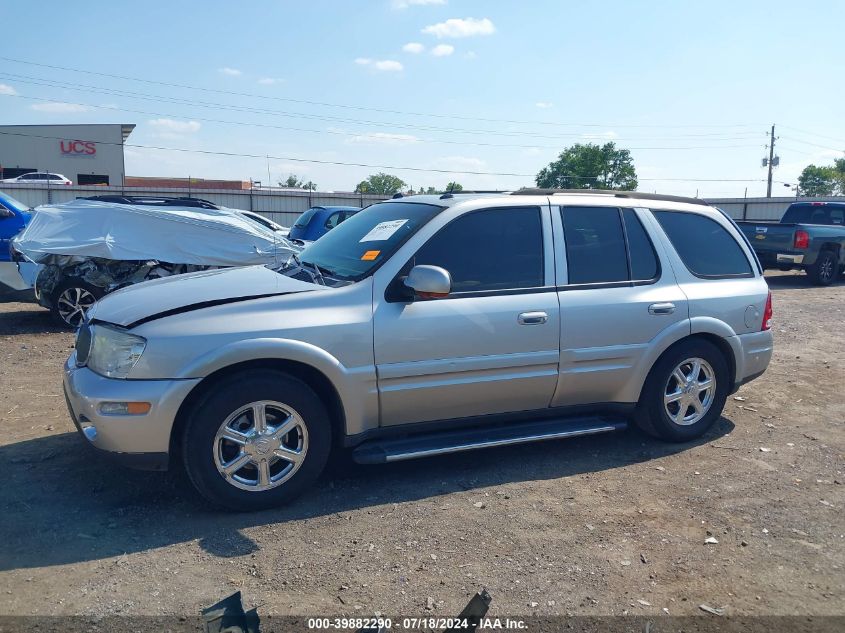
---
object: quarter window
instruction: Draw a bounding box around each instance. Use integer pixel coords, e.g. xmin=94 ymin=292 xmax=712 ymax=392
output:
xmin=653 ymin=210 xmax=753 ymax=277
xmin=412 ymin=207 xmax=544 ymax=292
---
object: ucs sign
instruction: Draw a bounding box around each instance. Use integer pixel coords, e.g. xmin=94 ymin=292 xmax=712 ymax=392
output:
xmin=60 ymin=140 xmax=97 ymax=156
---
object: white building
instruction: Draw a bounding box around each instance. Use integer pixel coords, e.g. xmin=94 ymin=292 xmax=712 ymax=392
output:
xmin=0 ymin=123 xmax=135 ymax=186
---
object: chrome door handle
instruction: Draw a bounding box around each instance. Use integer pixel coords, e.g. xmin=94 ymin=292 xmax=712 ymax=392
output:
xmin=648 ymin=302 xmax=676 ymax=315
xmin=518 ymin=311 xmax=548 ymax=325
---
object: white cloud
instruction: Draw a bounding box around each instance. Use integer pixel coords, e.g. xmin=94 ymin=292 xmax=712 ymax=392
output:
xmin=431 ymin=44 xmax=455 ymax=57
xmin=148 ymin=118 xmax=202 ymax=133
xmin=374 ymin=59 xmax=403 ymax=71
xmin=535 ymin=101 xmax=553 ymax=109
xmin=0 ymin=84 xmax=17 ymax=96
xmin=257 ymin=77 xmax=282 ymax=85
xmin=464 ymin=51 xmax=477 ymax=59
xmin=218 ymin=67 xmax=242 ymax=76
xmin=580 ymin=130 xmax=618 ymax=141
xmin=347 ymin=132 xmax=420 ymax=145
xmin=30 ymin=102 xmax=90 ymax=113
xmin=422 ymin=17 xmax=495 ymax=38
xmin=355 ymin=58 xmax=403 ymax=71
xmin=433 ymin=155 xmax=487 ymax=171
xmin=392 ymin=0 xmax=446 ymax=9
xmin=402 ymin=42 xmax=425 ymax=54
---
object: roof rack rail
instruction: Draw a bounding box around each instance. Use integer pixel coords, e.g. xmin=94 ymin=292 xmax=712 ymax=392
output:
xmin=80 ymin=195 xmax=221 ymax=209
xmin=510 ymin=188 xmax=709 ymax=206
xmin=440 ymin=189 xmax=508 ymax=199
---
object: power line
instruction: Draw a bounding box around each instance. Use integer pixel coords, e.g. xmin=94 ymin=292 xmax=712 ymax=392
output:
xmin=0 ymin=93 xmax=767 ymax=153
xmin=0 ymin=129 xmax=774 ymax=183
xmin=0 ymin=73 xmax=766 ymax=144
xmin=779 ymin=125 xmax=845 ymax=146
xmin=0 ymin=55 xmax=761 ymax=131
xmin=780 ymin=136 xmax=845 ymax=153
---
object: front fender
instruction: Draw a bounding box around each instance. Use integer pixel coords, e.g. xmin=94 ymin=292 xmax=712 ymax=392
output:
xmin=176 ymin=338 xmax=378 ymax=436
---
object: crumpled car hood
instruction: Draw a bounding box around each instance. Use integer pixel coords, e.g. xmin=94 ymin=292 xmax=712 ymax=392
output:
xmin=87 ymin=265 xmax=323 ymax=328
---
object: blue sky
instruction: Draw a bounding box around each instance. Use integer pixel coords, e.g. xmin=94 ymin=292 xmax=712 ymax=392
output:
xmin=1 ymin=0 xmax=843 ymax=197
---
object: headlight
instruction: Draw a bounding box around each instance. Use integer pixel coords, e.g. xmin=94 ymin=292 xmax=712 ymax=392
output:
xmin=86 ymin=324 xmax=146 ymax=379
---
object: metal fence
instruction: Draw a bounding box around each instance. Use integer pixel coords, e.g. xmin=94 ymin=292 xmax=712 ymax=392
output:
xmin=4 ymin=182 xmax=843 ymax=225
xmin=2 ymin=184 xmax=389 ymax=227
xmin=706 ymin=196 xmax=844 ymax=221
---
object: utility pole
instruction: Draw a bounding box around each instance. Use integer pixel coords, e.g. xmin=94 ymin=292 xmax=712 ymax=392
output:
xmin=766 ymin=124 xmax=776 ymax=197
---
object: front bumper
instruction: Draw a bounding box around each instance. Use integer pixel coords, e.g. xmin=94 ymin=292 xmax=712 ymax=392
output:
xmin=63 ymin=354 xmax=201 ymax=470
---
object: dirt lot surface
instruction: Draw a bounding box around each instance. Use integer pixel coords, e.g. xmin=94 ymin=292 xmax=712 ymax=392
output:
xmin=0 ymin=272 xmax=843 ymax=619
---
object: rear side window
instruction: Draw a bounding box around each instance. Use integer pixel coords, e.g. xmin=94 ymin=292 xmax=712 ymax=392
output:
xmin=561 ymin=207 xmax=659 ymax=284
xmin=413 ymin=207 xmax=544 ymax=292
xmin=653 ymin=210 xmax=753 ymax=278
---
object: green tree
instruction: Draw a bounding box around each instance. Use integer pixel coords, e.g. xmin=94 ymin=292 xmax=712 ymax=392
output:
xmin=302 ymin=180 xmax=317 ymax=192
xmin=280 ymin=174 xmax=303 ymax=188
xmin=798 ymin=165 xmax=838 ymax=197
xmin=355 ymin=172 xmax=407 ymax=195
xmin=535 ymin=142 xmax=637 ymax=190
xmin=834 ymin=158 xmax=845 ymax=195
xmin=445 ymin=181 xmax=463 ymax=192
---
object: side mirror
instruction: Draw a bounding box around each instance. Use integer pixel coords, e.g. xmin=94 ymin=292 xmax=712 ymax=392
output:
xmin=404 ymin=265 xmax=451 ymax=299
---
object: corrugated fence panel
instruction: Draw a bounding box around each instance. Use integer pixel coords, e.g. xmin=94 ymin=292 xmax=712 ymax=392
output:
xmin=1 ymin=184 xmax=387 ymax=228
xmin=707 ymin=196 xmax=844 ymax=222
xmin=5 ymin=184 xmax=842 ymax=226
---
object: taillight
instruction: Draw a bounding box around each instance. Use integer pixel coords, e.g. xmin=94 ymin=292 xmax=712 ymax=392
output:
xmin=762 ymin=290 xmax=772 ymax=331
xmin=794 ymin=230 xmax=809 ymax=249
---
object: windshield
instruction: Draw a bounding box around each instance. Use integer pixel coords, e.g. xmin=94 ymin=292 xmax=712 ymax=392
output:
xmin=0 ymin=192 xmax=31 ymax=214
xmin=297 ymin=201 xmax=442 ymax=281
xmin=293 ymin=207 xmax=319 ymax=227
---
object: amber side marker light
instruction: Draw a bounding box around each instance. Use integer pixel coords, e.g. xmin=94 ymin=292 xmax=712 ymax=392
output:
xmin=99 ymin=401 xmax=152 ymax=416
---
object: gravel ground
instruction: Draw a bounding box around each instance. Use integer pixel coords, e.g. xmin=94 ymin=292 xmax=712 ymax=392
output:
xmin=0 ymin=271 xmax=842 ymax=619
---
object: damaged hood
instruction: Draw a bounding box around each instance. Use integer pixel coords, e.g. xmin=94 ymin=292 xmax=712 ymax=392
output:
xmin=87 ymin=265 xmax=323 ymax=327
xmin=13 ymin=199 xmax=297 ymax=266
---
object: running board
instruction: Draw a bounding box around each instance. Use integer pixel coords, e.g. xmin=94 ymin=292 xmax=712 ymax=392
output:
xmin=352 ymin=416 xmax=628 ymax=465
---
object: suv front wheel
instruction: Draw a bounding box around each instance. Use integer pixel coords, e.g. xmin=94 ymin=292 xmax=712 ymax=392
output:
xmin=182 ymin=369 xmax=332 ymax=511
xmin=635 ymin=339 xmax=730 ymax=442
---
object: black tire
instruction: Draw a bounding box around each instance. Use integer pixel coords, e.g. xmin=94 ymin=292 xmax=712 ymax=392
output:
xmin=182 ymin=369 xmax=332 ymax=511
xmin=50 ymin=278 xmax=105 ymax=328
xmin=634 ymin=339 xmax=730 ymax=442
xmin=808 ymin=250 xmax=839 ymax=286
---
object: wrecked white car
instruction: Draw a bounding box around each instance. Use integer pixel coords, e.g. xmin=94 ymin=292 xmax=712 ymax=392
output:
xmin=10 ymin=197 xmax=300 ymax=327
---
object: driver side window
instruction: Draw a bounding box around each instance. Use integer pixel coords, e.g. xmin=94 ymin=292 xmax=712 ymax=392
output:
xmin=411 ymin=206 xmax=544 ymax=293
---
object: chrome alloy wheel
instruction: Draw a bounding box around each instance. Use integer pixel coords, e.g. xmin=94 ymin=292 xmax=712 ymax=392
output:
xmin=213 ymin=400 xmax=309 ymax=492
xmin=820 ymin=257 xmax=835 ymax=283
xmin=663 ymin=357 xmax=716 ymax=426
xmin=57 ymin=287 xmax=97 ymax=327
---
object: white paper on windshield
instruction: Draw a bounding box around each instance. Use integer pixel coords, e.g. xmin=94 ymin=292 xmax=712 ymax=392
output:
xmin=359 ymin=219 xmax=408 ymax=242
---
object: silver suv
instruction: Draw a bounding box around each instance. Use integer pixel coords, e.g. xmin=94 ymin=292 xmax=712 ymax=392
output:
xmin=64 ymin=190 xmax=774 ymax=510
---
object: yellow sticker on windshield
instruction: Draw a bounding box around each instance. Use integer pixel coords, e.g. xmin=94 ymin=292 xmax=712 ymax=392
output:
xmin=361 ymin=250 xmax=380 ymax=261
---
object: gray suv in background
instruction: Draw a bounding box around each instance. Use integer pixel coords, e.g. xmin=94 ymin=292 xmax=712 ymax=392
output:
xmin=63 ymin=190 xmax=774 ymax=510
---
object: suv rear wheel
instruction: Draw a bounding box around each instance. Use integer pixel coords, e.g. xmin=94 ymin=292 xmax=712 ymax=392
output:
xmin=182 ymin=369 xmax=331 ymax=511
xmin=635 ymin=339 xmax=730 ymax=442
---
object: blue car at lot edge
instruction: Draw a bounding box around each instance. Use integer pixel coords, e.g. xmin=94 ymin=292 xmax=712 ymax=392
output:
xmin=288 ymin=205 xmax=361 ymax=243
xmin=0 ymin=191 xmax=32 ymax=262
